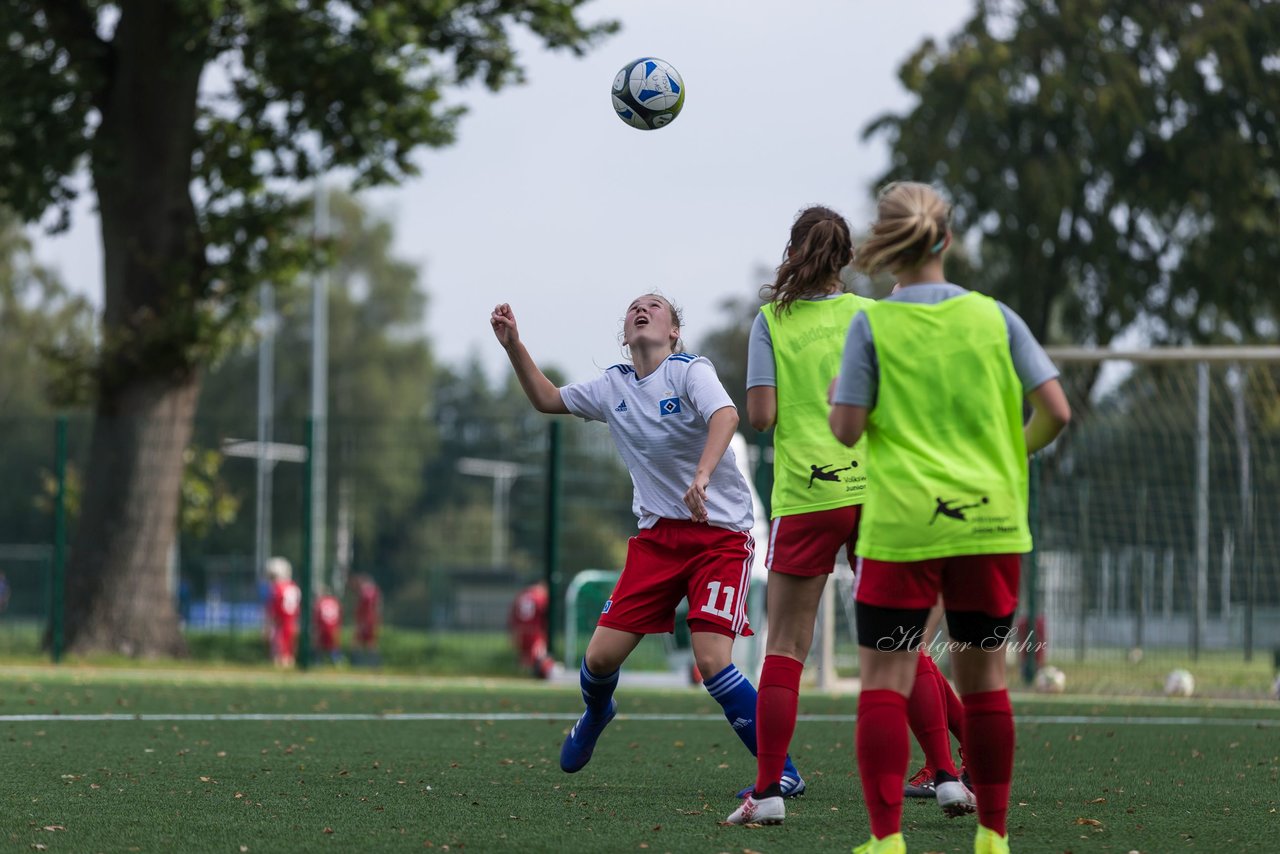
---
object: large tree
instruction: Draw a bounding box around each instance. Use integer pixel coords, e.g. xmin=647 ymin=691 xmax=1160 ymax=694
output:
xmin=0 ymin=2 xmax=615 ymax=656
xmin=865 ymin=0 xmax=1280 ymax=345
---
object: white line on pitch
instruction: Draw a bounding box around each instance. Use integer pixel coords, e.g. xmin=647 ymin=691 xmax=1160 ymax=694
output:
xmin=0 ymin=712 xmax=1275 ymax=727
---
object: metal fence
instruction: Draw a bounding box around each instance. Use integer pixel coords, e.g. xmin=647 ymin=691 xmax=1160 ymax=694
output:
xmin=3 ymin=349 xmax=1279 ymax=696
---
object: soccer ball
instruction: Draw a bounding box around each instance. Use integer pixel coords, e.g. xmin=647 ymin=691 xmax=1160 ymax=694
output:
xmin=1164 ymin=668 xmax=1196 ymax=698
xmin=1034 ymin=665 xmax=1066 ymax=694
xmin=611 ymin=57 xmax=685 ymax=130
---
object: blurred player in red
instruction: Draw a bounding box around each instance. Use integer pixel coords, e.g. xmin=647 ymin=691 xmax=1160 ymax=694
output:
xmin=350 ymin=573 xmax=382 ymax=665
xmin=264 ymin=557 xmax=301 ymax=668
xmin=314 ymin=587 xmax=343 ymax=665
xmin=509 ymin=581 xmax=557 ymax=679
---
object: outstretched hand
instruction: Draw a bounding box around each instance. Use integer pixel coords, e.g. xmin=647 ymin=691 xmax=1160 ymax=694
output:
xmin=491 ymin=303 xmax=520 ymax=348
xmin=683 ymin=473 xmax=710 ymax=523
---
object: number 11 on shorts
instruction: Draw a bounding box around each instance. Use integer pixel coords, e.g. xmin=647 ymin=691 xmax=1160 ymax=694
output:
xmin=699 ymin=581 xmax=736 ymax=619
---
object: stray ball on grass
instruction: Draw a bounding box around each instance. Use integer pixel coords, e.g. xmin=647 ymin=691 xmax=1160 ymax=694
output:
xmin=611 ymin=57 xmax=685 ymax=130
xmin=1164 ymin=668 xmax=1195 ymax=697
xmin=1034 ymin=665 xmax=1066 ymax=694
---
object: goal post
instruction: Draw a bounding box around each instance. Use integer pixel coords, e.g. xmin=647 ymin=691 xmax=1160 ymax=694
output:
xmin=812 ymin=345 xmax=1280 ymax=696
xmin=1033 ymin=346 xmax=1280 ymax=670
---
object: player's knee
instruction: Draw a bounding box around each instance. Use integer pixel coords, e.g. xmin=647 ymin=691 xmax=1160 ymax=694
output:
xmin=583 ymin=647 xmax=623 ymax=675
xmin=765 ymin=627 xmax=814 ymax=661
xmin=693 ymin=645 xmax=733 ymax=678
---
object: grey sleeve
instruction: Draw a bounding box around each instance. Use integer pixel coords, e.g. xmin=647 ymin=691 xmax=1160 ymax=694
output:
xmin=832 ymin=312 xmax=878 ymax=408
xmin=745 ymin=312 xmax=776 ymax=390
xmin=999 ymin=303 xmax=1059 ymax=392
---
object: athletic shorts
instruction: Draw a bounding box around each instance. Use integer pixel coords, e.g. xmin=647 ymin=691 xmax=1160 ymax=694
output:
xmin=598 ymin=519 xmax=755 ymax=639
xmin=854 ymin=553 xmax=1021 ymax=617
xmin=766 ymin=505 xmax=862 ymax=577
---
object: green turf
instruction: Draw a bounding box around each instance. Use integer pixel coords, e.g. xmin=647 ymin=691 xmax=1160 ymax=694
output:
xmin=1 ymin=668 xmax=1277 ymax=852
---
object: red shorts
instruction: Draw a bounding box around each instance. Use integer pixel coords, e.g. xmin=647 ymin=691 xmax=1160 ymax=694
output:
xmin=766 ymin=505 xmax=861 ymax=577
xmin=598 ymin=519 xmax=754 ymax=638
xmin=854 ymin=553 xmax=1021 ymax=617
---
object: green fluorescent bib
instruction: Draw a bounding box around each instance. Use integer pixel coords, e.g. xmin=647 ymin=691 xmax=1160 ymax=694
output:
xmin=762 ymin=294 xmax=874 ymax=518
xmin=855 ymin=292 xmax=1031 ymax=560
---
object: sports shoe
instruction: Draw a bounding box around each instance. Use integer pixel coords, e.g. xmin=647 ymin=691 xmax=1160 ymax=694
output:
xmin=974 ymin=825 xmax=1010 ymax=854
xmin=936 ymin=777 xmax=977 ymax=818
xmin=724 ymin=793 xmax=785 ymax=826
xmin=736 ymin=768 xmax=806 ymax=800
xmin=904 ymin=765 xmax=936 ymax=798
xmin=559 ymin=699 xmax=616 ymax=773
xmin=852 ymin=832 xmax=906 ymax=854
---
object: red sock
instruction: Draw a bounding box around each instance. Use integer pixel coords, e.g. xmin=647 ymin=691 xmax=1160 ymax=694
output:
xmin=907 ymin=654 xmax=957 ymax=776
xmin=941 ymin=669 xmax=965 ymax=742
xmin=754 ymin=654 xmax=803 ymax=793
xmin=857 ymin=689 xmax=908 ymax=839
xmin=962 ymin=689 xmax=1015 ymax=836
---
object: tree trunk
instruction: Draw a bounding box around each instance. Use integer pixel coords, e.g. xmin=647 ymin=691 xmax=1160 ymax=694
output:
xmin=65 ymin=378 xmax=200 ymax=656
xmin=62 ymin=4 xmax=209 ymax=657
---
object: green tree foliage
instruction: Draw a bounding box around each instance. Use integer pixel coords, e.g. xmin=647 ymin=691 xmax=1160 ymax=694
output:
xmin=0 ymin=211 xmax=97 ymax=413
xmin=865 ymin=0 xmax=1280 ymax=345
xmin=0 ymin=1 xmax=615 ymax=655
xmin=0 ymin=211 xmax=95 ymax=549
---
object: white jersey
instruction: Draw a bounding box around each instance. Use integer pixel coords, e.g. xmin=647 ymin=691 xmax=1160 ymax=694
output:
xmin=560 ymin=353 xmax=754 ymax=532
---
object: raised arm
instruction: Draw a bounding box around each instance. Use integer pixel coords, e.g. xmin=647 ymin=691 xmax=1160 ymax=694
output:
xmin=683 ymin=405 xmax=739 ymax=522
xmin=490 ymin=303 xmax=569 ymax=414
xmin=1024 ymin=377 xmax=1071 ymax=454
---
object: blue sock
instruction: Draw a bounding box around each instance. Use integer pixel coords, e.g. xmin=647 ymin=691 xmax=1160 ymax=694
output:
xmin=704 ymin=664 xmax=764 ymax=757
xmin=579 ymin=660 xmax=619 ymax=715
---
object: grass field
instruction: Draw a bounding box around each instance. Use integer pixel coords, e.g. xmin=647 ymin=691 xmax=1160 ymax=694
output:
xmin=2 ymin=667 xmax=1277 ymax=853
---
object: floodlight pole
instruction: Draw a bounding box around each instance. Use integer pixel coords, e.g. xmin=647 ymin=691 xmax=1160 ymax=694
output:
xmin=310 ymin=183 xmax=330 ymax=596
xmin=255 ymin=282 xmax=277 ymax=580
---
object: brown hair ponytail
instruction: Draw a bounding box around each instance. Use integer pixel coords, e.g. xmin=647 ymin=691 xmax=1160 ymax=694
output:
xmin=761 ymin=206 xmax=854 ymax=314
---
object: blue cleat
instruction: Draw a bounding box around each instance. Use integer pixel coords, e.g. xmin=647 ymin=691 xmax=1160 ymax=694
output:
xmin=559 ymin=699 xmax=617 ymax=773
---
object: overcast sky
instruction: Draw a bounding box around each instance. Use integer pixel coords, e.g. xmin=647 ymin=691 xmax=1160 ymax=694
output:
xmin=30 ymin=0 xmax=974 ymax=382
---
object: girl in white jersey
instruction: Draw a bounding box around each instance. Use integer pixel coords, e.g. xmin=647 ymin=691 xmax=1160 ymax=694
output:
xmin=491 ymin=295 xmax=801 ymax=793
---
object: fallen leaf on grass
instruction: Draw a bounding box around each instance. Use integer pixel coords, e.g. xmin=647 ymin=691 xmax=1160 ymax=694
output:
xmin=1088 ymin=797 xmax=1107 ymax=804
xmin=323 ymin=827 xmax=334 ymax=834
xmin=1076 ymin=817 xmax=1103 ymax=826
xmin=41 ymin=826 xmax=66 ymax=832
xmin=30 ymin=844 xmax=47 ymax=851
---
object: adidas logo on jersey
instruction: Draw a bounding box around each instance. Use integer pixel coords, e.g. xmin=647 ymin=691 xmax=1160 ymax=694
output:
xmin=614 ymin=400 xmax=628 ymax=412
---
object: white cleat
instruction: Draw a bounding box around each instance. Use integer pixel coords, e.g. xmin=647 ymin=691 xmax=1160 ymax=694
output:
xmin=936 ymin=778 xmax=977 ymax=818
xmin=725 ymin=793 xmax=785 ymax=826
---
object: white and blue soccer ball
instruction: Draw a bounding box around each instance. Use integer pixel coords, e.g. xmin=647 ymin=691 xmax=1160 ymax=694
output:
xmin=611 ymin=57 xmax=685 ymax=130
xmin=1164 ymin=668 xmax=1196 ymax=698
